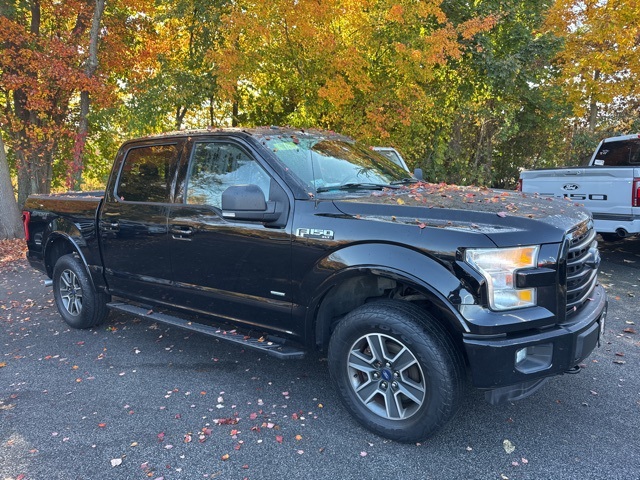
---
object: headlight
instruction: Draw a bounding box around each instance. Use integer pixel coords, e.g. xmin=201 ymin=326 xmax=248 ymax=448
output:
xmin=465 ymin=246 xmax=539 ymax=310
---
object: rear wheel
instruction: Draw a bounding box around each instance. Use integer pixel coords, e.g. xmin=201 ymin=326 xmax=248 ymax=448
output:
xmin=599 ymin=232 xmax=620 ymax=242
xmin=328 ymin=300 xmax=465 ymax=443
xmin=52 ymin=253 xmax=110 ymax=329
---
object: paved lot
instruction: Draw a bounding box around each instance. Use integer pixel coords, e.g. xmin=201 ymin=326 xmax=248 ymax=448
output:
xmin=1 ymin=237 xmax=639 ymax=480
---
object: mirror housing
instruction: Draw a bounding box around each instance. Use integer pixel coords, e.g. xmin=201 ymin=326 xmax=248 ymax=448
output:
xmin=413 ymin=168 xmax=423 ymax=181
xmin=221 ymin=184 xmax=280 ymax=222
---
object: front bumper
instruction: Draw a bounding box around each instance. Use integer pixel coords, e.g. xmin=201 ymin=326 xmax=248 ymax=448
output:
xmin=463 ymin=284 xmax=607 ymax=392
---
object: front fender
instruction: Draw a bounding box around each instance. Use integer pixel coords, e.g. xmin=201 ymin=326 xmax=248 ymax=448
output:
xmin=300 ymin=243 xmax=473 ymax=339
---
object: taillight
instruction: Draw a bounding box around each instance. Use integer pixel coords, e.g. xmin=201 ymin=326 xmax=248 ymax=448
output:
xmin=22 ymin=211 xmax=30 ymax=242
xmin=516 ymin=178 xmax=523 ymax=192
xmin=633 ymin=178 xmax=640 ymax=207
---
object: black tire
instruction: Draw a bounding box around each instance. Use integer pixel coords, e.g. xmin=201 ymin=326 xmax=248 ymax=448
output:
xmin=52 ymin=253 xmax=110 ymax=329
xmin=328 ymin=300 xmax=465 ymax=443
xmin=599 ymin=232 xmax=620 ymax=242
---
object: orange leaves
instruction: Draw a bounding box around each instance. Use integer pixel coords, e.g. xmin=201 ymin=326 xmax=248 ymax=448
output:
xmin=210 ymin=0 xmax=495 ymax=141
xmin=318 ymin=75 xmax=355 ymax=108
xmin=386 ymin=5 xmax=406 ymax=24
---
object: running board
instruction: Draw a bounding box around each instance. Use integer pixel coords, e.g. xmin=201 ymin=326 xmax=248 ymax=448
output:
xmin=107 ymin=302 xmax=305 ymax=360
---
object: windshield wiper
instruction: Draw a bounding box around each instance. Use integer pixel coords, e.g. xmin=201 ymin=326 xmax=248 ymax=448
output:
xmin=316 ymin=182 xmax=398 ymax=193
xmin=390 ymin=177 xmax=419 ymax=185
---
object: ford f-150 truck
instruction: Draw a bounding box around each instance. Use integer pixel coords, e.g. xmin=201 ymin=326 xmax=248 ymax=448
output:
xmin=518 ymin=133 xmax=640 ymax=240
xmin=23 ymin=127 xmax=607 ymax=442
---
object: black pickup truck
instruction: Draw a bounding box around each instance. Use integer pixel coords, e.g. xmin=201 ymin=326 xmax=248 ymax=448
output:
xmin=23 ymin=127 xmax=607 ymax=442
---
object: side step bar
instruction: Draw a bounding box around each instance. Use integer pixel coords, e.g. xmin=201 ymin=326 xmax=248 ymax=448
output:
xmin=107 ymin=302 xmax=305 ymax=360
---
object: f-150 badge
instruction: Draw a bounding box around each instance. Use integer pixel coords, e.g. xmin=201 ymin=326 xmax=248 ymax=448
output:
xmin=296 ymin=228 xmax=334 ymax=240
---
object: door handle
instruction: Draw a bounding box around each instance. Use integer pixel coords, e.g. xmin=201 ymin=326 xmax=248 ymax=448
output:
xmin=170 ymin=225 xmax=194 ymax=239
xmin=100 ymin=220 xmax=120 ymax=232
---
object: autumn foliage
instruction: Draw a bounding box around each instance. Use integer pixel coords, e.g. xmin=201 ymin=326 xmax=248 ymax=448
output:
xmin=1 ymin=0 xmax=639 ymax=231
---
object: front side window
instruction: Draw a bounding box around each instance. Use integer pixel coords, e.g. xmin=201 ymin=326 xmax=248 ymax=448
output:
xmin=186 ymin=142 xmax=271 ymax=208
xmin=117 ymin=144 xmax=179 ymax=202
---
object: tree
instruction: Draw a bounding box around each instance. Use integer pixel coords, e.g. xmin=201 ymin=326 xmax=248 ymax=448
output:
xmin=0 ymin=0 xmax=157 ymax=205
xmin=71 ymin=0 xmax=106 ymax=190
xmin=212 ymin=0 xmax=495 ymax=159
xmin=0 ymin=133 xmax=24 ymax=239
xmin=545 ymin=0 xmax=640 ymax=132
xmin=123 ymin=0 xmax=230 ymax=134
xmin=1 ymin=1 xmax=86 ymax=205
xmin=420 ymin=0 xmax=570 ymax=187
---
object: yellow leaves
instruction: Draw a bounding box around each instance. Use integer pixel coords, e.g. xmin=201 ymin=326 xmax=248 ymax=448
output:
xmin=543 ymin=0 xmax=640 ymax=119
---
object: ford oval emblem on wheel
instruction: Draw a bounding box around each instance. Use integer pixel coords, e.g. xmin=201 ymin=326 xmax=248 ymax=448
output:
xmin=562 ymin=183 xmax=580 ymax=191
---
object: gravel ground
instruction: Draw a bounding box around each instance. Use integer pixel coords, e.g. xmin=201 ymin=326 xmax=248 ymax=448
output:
xmin=1 ymin=237 xmax=638 ymax=480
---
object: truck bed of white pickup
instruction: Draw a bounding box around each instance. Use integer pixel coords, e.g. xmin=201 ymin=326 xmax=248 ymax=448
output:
xmin=519 ymin=134 xmax=640 ymax=239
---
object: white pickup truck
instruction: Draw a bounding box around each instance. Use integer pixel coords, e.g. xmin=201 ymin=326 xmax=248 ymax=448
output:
xmin=518 ymin=134 xmax=640 ymax=240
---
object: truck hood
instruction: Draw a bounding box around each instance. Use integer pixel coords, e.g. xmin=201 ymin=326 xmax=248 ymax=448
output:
xmin=331 ymin=182 xmax=592 ymax=247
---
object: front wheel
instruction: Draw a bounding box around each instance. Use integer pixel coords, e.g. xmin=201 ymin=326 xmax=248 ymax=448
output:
xmin=328 ymin=300 xmax=465 ymax=443
xmin=52 ymin=253 xmax=110 ymax=329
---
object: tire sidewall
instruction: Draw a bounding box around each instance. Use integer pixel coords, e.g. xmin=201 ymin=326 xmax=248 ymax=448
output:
xmin=328 ymin=302 xmax=460 ymax=442
xmin=53 ymin=254 xmax=101 ymax=329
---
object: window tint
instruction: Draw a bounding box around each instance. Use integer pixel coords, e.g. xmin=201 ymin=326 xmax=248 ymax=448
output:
xmin=593 ymin=139 xmax=640 ymax=166
xmin=117 ymin=144 xmax=179 ymax=202
xmin=186 ymin=142 xmax=271 ymax=208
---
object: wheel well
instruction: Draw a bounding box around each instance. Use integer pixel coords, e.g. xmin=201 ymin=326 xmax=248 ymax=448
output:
xmin=314 ymin=274 xmax=467 ymax=362
xmin=45 ymin=238 xmax=77 ymax=277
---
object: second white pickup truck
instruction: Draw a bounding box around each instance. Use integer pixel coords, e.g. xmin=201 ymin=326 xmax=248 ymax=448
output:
xmin=518 ymin=134 xmax=640 ymax=240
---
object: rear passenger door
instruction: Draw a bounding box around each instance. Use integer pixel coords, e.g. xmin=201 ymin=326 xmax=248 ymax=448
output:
xmin=100 ymin=139 xmax=184 ymax=301
xmin=167 ymin=138 xmax=295 ymax=335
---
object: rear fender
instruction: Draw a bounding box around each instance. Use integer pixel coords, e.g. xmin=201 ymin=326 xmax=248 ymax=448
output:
xmin=43 ymin=219 xmax=105 ymax=292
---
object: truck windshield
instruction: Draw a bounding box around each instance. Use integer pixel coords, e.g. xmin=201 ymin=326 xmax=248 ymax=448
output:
xmin=591 ymin=138 xmax=640 ymax=166
xmin=257 ymin=132 xmax=410 ymax=193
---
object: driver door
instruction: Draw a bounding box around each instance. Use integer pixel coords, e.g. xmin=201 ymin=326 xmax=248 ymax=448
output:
xmin=167 ymin=139 xmax=295 ymax=335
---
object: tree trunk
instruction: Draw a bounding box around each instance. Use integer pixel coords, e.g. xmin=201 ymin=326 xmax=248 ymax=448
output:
xmin=175 ymin=105 xmax=187 ymax=130
xmin=0 ymin=135 xmax=24 ymax=239
xmin=232 ymin=100 xmax=239 ymax=127
xmin=588 ymin=70 xmax=601 ymax=132
xmin=72 ymin=0 xmax=106 ymax=190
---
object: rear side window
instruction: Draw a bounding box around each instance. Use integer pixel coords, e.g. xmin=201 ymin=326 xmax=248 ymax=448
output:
xmin=593 ymin=139 xmax=640 ymax=166
xmin=117 ymin=144 xmax=179 ymax=202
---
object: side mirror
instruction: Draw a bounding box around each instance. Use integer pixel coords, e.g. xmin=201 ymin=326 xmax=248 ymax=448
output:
xmin=221 ymin=184 xmax=280 ymax=222
xmin=413 ymin=168 xmax=423 ymax=181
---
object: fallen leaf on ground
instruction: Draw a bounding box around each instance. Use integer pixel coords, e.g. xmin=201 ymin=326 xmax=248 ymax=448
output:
xmin=503 ymin=439 xmax=516 ymax=454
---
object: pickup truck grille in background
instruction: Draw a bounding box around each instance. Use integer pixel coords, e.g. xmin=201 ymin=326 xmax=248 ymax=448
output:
xmin=565 ymin=224 xmax=599 ymax=317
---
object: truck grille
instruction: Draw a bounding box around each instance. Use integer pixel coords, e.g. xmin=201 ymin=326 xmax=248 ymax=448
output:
xmin=566 ymin=222 xmax=599 ymax=316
